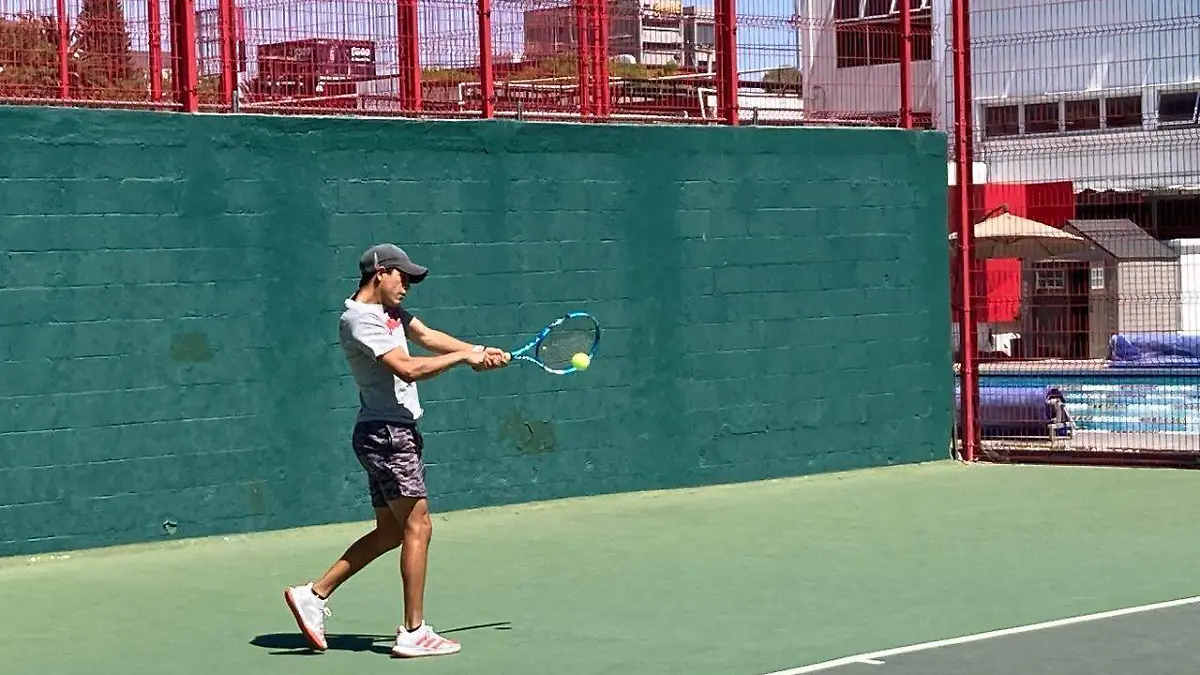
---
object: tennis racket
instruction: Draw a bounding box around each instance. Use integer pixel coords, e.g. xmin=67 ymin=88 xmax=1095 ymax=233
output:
xmin=508 ymin=311 xmax=600 ymax=374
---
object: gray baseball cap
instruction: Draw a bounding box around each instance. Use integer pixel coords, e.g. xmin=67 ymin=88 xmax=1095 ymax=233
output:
xmin=358 ymin=243 xmax=428 ymax=283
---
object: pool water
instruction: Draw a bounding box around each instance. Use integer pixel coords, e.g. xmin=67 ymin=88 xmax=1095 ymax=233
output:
xmin=963 ymin=372 xmax=1200 ymax=434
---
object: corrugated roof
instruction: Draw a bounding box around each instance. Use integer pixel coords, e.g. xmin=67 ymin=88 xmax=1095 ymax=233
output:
xmin=1064 ymin=218 xmax=1179 ymax=260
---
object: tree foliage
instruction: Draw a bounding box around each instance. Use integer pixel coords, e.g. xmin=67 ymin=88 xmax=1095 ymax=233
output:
xmin=761 ymin=66 xmax=802 ymax=93
xmin=0 ymin=13 xmax=61 ymax=98
xmin=70 ymin=0 xmax=145 ymax=99
xmin=0 ymin=0 xmax=149 ymax=102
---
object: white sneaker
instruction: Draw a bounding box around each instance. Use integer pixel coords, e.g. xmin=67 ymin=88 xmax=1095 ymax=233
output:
xmin=391 ymin=622 xmax=461 ymax=658
xmin=283 ymin=583 xmax=331 ymax=651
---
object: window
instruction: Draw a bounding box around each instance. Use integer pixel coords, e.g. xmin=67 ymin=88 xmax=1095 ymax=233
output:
xmin=1064 ymin=98 xmax=1100 ymax=131
xmin=864 ymin=0 xmax=890 ymax=16
xmin=975 ymin=92 xmax=1186 ymax=138
xmin=834 ymin=0 xmax=861 ymax=19
xmin=1024 ymin=102 xmax=1059 ymax=134
xmin=983 ymin=105 xmax=1019 ymax=137
xmin=692 ymin=22 xmax=715 ymax=46
xmin=834 ymin=0 xmax=931 ymax=20
xmin=835 ymin=0 xmax=933 ymax=68
xmin=1159 ymin=90 xmax=1199 ymax=124
xmin=1104 ymin=95 xmax=1142 ymax=128
xmin=1035 ymin=268 xmax=1066 ymax=291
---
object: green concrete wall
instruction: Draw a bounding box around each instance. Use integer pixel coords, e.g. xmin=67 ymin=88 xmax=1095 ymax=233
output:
xmin=0 ymin=106 xmax=951 ymax=557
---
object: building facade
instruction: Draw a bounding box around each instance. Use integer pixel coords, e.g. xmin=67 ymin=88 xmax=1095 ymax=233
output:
xmin=958 ymin=0 xmax=1200 ymax=193
xmin=801 ymin=0 xmax=1199 ymax=194
xmin=797 ymin=0 xmax=938 ymax=125
xmin=523 ymin=0 xmax=716 ymax=70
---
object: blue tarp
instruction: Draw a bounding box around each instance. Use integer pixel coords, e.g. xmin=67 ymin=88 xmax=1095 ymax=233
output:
xmin=1109 ymin=333 xmax=1200 ymax=367
xmin=955 ymin=384 xmax=1070 ymax=437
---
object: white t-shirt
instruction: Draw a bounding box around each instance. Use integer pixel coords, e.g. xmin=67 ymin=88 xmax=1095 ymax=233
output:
xmin=339 ymin=299 xmax=424 ymax=425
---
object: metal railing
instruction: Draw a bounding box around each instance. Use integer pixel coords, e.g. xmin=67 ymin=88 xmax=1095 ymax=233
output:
xmin=1 ymin=0 xmax=933 ymax=127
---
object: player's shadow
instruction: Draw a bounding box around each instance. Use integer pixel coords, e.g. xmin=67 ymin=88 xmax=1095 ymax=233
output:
xmin=250 ymin=621 xmax=513 ymax=655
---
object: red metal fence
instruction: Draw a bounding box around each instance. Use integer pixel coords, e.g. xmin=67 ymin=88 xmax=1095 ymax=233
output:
xmin=950 ymin=2 xmax=1200 ymax=469
xmin=0 ymin=0 xmax=936 ymax=125
xmin=6 ymin=0 xmax=1200 ymax=470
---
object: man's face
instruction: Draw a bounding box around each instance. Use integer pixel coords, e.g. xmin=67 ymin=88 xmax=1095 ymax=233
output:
xmin=377 ymin=267 xmax=410 ymax=307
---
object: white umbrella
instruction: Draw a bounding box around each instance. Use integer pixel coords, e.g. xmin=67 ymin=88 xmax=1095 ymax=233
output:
xmin=949 ymin=212 xmax=1094 ymax=260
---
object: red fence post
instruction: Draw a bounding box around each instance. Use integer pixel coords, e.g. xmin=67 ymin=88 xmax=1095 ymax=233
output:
xmin=575 ymin=0 xmax=593 ymax=119
xmin=588 ymin=0 xmax=599 ymax=117
xmin=56 ymin=0 xmax=69 ymax=100
xmin=148 ymin=0 xmax=163 ymax=102
xmin=951 ymin=0 xmax=977 ymax=460
xmin=587 ymin=0 xmax=606 ymax=119
xmin=397 ymin=0 xmax=422 ymax=111
xmin=595 ymin=0 xmax=609 ymax=117
xmin=478 ymin=0 xmax=494 ymax=118
xmin=172 ymin=0 xmax=199 ymax=111
xmin=898 ymin=0 xmax=912 ymax=128
xmin=218 ymin=0 xmax=235 ymax=106
xmin=715 ymin=0 xmax=738 ymax=125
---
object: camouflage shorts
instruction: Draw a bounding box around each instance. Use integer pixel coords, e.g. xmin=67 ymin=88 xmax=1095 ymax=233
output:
xmin=351 ymin=420 xmax=427 ymax=507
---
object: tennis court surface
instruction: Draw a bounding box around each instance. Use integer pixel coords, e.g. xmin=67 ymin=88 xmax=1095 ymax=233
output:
xmin=771 ymin=597 xmax=1200 ymax=675
xmin=3 ymin=460 xmax=1199 ymax=675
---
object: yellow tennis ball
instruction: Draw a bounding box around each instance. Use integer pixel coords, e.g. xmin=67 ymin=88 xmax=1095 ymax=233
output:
xmin=571 ymin=352 xmax=591 ymax=370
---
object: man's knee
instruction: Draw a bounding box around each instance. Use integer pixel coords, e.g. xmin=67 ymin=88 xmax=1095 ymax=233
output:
xmin=403 ymin=502 xmax=433 ymax=543
xmin=375 ymin=527 xmax=403 ymax=551
xmin=373 ymin=508 xmax=404 ymax=550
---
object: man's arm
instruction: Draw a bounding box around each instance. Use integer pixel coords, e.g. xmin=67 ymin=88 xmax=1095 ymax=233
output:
xmin=406 ymin=317 xmax=481 ymax=354
xmin=409 ymin=317 xmax=511 ymax=368
xmin=348 ymin=312 xmax=485 ymax=382
xmin=379 ymin=348 xmax=480 ymax=383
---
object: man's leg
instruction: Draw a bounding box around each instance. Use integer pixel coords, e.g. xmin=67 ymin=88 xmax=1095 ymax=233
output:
xmin=314 ymin=505 xmax=404 ymax=598
xmin=377 ymin=427 xmax=460 ymax=658
xmin=283 ymin=506 xmax=402 ymax=651
xmin=284 ymin=423 xmax=406 ymax=652
xmin=386 ymin=495 xmax=431 ymax=631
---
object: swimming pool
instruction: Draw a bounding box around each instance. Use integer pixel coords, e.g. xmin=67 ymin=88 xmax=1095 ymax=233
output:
xmin=958 ymin=370 xmax=1200 ymax=435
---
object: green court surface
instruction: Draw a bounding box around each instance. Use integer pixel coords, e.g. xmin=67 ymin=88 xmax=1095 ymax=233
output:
xmin=780 ymin=598 xmax=1200 ymax=675
xmin=3 ymin=461 xmax=1199 ymax=675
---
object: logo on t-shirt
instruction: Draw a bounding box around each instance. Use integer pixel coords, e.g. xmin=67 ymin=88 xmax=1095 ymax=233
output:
xmin=385 ymin=316 xmax=400 ymax=333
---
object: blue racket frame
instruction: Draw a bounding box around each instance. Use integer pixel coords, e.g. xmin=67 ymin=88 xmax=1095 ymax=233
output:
xmin=510 ymin=311 xmax=600 ymax=374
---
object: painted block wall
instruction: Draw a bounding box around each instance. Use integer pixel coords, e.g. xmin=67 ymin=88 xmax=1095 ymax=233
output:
xmin=0 ymin=106 xmax=951 ymax=556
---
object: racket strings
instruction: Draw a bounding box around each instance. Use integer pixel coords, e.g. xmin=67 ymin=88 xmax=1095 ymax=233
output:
xmin=535 ymin=317 xmax=597 ymax=369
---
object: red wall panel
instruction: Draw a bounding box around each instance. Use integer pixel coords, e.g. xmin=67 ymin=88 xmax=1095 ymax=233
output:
xmin=950 ymin=180 xmax=1077 ymax=325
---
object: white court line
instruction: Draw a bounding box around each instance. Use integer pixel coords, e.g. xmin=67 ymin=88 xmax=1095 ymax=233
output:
xmin=761 ymin=595 xmax=1200 ymax=675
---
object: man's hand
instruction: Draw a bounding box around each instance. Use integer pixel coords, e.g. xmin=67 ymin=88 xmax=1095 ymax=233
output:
xmin=484 ymin=347 xmax=511 ymax=368
xmin=463 ymin=349 xmax=488 ymax=371
xmin=466 ymin=347 xmax=510 ymax=371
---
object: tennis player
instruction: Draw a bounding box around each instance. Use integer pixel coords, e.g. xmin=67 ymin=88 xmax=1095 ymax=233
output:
xmin=284 ymin=243 xmax=509 ymax=658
